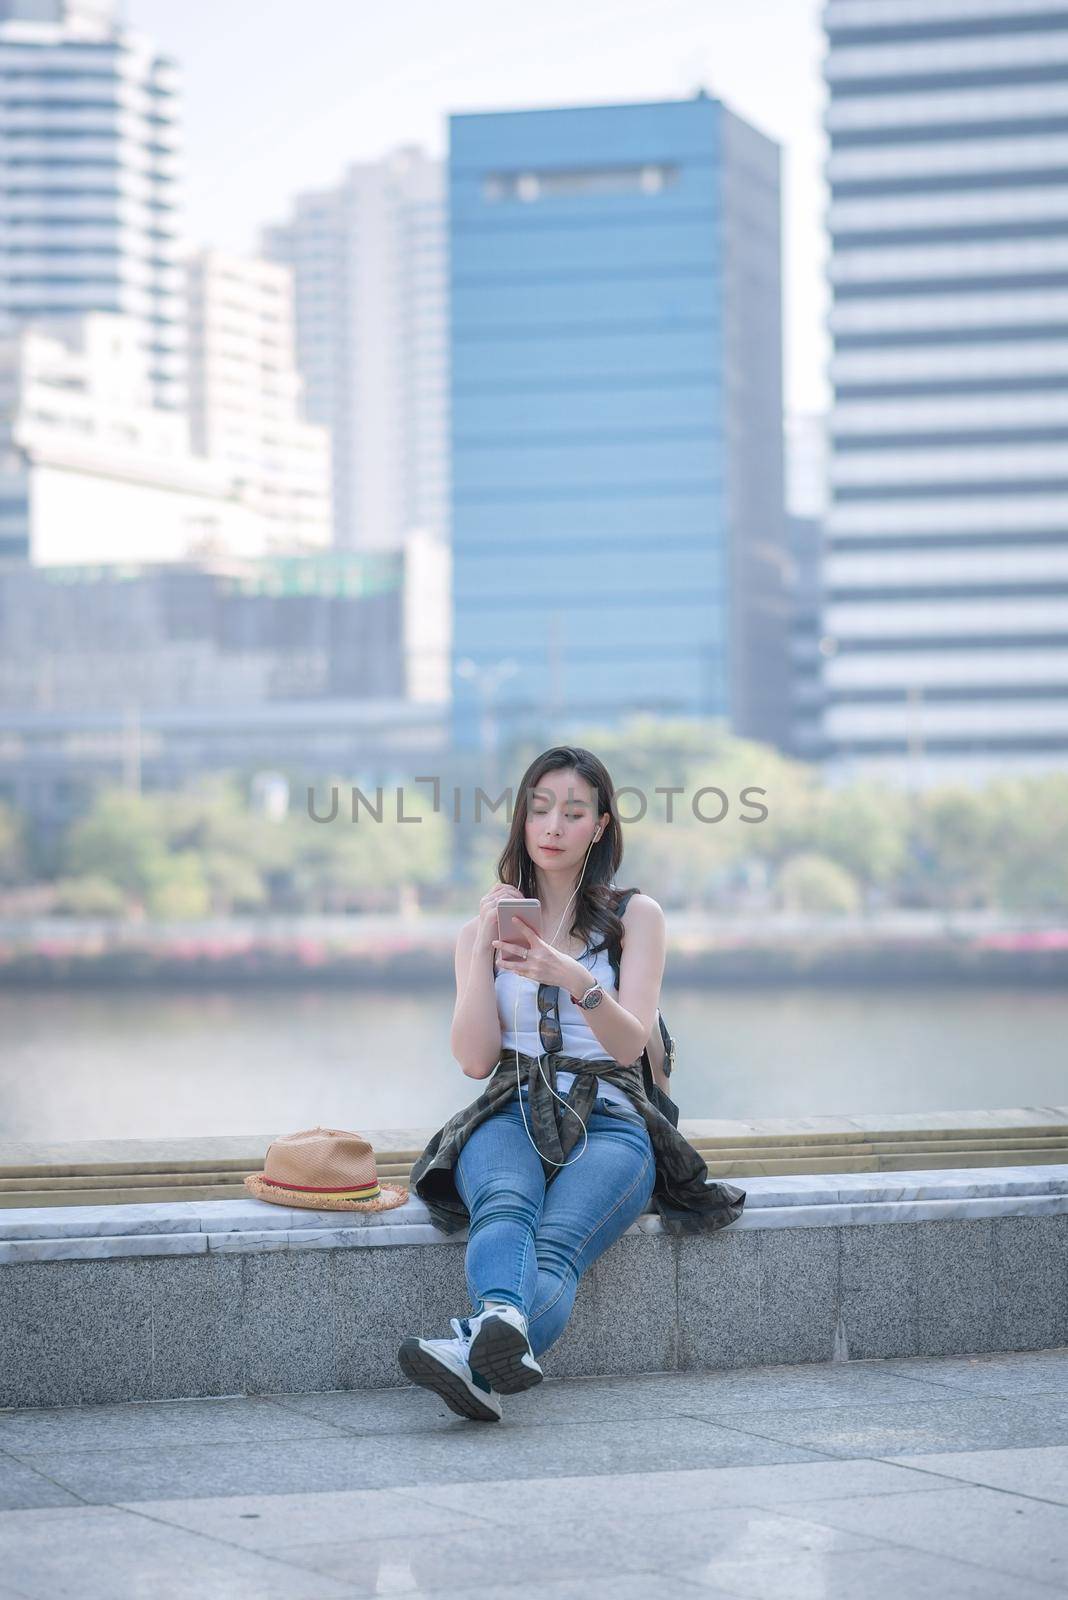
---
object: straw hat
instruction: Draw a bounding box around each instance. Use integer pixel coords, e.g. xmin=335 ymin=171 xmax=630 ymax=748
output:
xmin=244 ymin=1126 xmax=409 ymax=1213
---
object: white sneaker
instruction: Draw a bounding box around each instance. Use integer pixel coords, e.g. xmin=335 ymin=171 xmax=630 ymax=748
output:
xmin=397 ymin=1317 xmax=502 ymax=1423
xmin=464 ymin=1300 xmax=544 ymax=1394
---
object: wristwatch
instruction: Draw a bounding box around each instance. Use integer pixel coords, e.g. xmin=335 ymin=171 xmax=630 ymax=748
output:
xmin=571 ymin=979 xmax=605 ymax=1011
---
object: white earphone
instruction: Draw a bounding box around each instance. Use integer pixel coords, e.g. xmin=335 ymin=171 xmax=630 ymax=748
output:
xmin=507 ymin=819 xmax=605 ymax=1167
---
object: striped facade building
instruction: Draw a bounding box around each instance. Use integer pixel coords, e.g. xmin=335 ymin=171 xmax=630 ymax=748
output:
xmin=0 ymin=0 xmax=185 ymax=413
xmin=822 ymin=0 xmax=1068 ymax=782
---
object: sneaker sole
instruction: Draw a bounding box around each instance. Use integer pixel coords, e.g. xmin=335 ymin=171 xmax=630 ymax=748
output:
xmin=397 ymin=1339 xmax=501 ymax=1423
xmin=466 ymin=1316 xmax=544 ymax=1394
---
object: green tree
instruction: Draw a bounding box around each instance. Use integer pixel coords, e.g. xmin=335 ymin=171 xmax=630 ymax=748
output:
xmin=51 ymin=874 xmax=127 ymax=917
xmin=287 ymin=781 xmax=449 ymax=913
xmin=778 ymin=852 xmax=862 ymax=913
xmin=145 ymin=852 xmax=212 ymax=919
xmin=0 ymin=800 xmax=26 ymax=885
xmin=910 ymin=785 xmax=1003 ymax=909
xmin=161 ymin=779 xmax=281 ymax=913
xmin=986 ymin=773 xmax=1068 ymax=913
xmin=63 ymin=790 xmax=171 ymax=904
xmin=809 ymin=780 xmax=910 ymax=896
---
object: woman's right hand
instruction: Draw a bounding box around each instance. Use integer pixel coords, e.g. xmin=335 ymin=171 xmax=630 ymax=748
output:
xmin=475 ymin=882 xmax=525 ymax=950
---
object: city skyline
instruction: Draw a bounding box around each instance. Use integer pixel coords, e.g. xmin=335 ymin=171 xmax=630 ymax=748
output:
xmin=126 ymin=0 xmax=829 ymax=418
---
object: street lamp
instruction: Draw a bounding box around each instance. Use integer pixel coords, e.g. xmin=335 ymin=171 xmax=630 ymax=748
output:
xmin=456 ymin=656 xmax=519 ymax=790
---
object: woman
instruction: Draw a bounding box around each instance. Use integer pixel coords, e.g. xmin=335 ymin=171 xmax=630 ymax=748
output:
xmin=401 ymin=745 xmax=744 ymax=1423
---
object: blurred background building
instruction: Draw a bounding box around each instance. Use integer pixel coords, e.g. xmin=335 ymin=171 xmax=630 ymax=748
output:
xmin=0 ymin=312 xmax=252 ymax=565
xmin=186 ymin=249 xmax=332 ymax=553
xmin=0 ymin=292 xmax=332 ymax=566
xmin=785 ymin=409 xmax=829 ymax=762
xmin=448 ymin=93 xmax=790 ymax=753
xmin=0 ymin=0 xmax=186 ymax=412
xmin=821 ymin=0 xmax=1068 ymax=785
xmin=0 ymin=534 xmax=450 ymax=832
xmin=262 ymin=147 xmax=449 ymax=554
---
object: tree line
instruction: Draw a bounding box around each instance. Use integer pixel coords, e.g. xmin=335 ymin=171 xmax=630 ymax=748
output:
xmin=0 ymin=719 xmax=1065 ymax=917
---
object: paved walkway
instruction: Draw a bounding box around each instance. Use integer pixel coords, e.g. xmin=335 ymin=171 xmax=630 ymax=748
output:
xmin=1 ymin=1349 xmax=1067 ymax=1598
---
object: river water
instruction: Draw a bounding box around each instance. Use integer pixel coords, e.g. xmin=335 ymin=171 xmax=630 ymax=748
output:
xmin=3 ymin=985 xmax=1064 ymax=1143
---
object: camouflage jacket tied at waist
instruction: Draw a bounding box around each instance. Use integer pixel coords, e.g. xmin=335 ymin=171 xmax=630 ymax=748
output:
xmin=408 ymin=1049 xmax=746 ymax=1238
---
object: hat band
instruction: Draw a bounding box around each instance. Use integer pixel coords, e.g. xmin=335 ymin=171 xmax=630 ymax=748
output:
xmin=261 ymin=1176 xmax=381 ymax=1198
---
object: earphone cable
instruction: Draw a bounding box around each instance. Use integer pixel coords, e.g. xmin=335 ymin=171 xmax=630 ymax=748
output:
xmin=510 ymin=828 xmax=602 ymax=1167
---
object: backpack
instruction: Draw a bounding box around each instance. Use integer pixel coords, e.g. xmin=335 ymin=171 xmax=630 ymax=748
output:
xmin=601 ymin=886 xmax=680 ymax=1128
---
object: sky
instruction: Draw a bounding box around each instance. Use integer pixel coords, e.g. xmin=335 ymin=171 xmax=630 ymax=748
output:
xmin=127 ymin=0 xmax=830 ymax=416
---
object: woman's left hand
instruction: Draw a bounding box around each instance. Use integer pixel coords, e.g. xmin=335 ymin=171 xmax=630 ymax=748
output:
xmin=492 ymin=914 xmax=587 ymax=993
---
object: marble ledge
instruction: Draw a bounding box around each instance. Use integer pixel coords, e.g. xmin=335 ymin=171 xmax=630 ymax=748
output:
xmin=731 ymin=1192 xmax=1068 ymax=1230
xmin=0 ymin=1224 xmax=443 ymax=1265
xmin=1 ymin=1168 xmax=1067 ymax=1264
xmin=0 ymin=1231 xmax=208 ymax=1264
xmin=752 ymin=1166 xmax=1068 ymax=1204
xmin=3 ymin=1164 xmax=1068 ymax=1244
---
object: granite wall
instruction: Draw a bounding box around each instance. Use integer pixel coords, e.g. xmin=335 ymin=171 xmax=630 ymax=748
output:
xmin=2 ymin=1201 xmax=1065 ymax=1409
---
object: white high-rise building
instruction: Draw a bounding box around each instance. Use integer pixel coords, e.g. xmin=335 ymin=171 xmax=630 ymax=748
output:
xmin=0 ymin=0 xmax=185 ymax=411
xmin=0 ymin=311 xmax=278 ymax=565
xmin=262 ymin=146 xmax=447 ymax=552
xmin=822 ymin=0 xmax=1068 ymax=785
xmin=786 ymin=411 xmax=829 ymax=521
xmin=186 ymin=250 xmax=331 ymax=553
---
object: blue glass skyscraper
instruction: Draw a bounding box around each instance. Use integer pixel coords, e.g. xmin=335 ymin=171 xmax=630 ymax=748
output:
xmin=448 ymin=92 xmax=789 ymax=754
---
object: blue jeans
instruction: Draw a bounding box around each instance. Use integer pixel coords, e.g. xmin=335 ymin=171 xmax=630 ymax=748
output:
xmin=453 ymin=1086 xmax=656 ymax=1358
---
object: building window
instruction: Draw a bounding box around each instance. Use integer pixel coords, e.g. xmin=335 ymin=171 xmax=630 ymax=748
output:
xmin=482 ymin=163 xmax=678 ymax=203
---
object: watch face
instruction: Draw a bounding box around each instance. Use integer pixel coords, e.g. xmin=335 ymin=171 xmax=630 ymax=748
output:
xmin=583 ymin=986 xmax=604 ymax=1009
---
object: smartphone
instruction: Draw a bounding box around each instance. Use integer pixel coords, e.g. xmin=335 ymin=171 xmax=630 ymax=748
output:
xmin=496 ymin=898 xmax=542 ymax=946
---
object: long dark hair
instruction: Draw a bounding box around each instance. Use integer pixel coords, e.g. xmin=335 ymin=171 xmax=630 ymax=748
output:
xmin=495 ymin=745 xmax=637 ymax=958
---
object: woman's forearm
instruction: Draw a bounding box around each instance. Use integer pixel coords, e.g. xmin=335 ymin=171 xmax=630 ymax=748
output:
xmin=450 ymin=932 xmax=504 ymax=1078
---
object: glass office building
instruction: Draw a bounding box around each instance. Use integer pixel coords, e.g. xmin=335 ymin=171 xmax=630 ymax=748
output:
xmin=448 ymin=94 xmax=789 ymax=754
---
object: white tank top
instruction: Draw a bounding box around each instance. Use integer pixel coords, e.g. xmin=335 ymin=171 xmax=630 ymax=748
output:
xmin=495 ymin=942 xmax=634 ymax=1111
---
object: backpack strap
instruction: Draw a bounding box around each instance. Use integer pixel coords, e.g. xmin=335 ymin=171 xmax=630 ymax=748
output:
xmin=605 ymin=886 xmax=640 ymax=989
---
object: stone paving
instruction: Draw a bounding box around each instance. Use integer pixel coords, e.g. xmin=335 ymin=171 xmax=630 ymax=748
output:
xmin=1 ymin=1348 xmax=1067 ymax=1598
